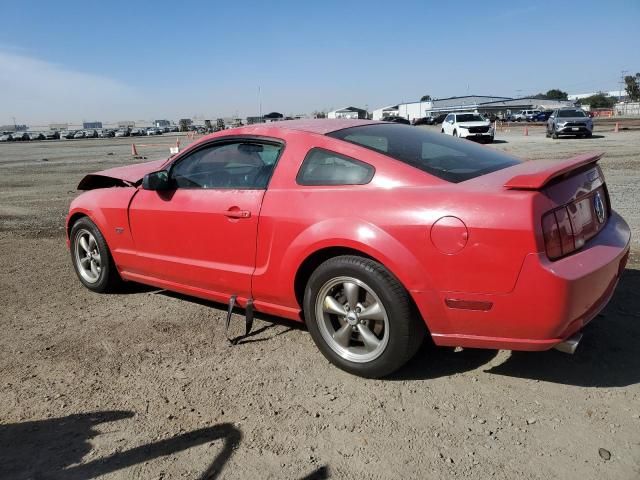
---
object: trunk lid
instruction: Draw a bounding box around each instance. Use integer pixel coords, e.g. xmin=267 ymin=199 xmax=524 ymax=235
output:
xmin=468 ymin=152 xmax=609 ymax=260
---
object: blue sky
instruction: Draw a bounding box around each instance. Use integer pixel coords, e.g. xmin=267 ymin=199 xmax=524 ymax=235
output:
xmin=1 ymin=0 xmax=638 ymax=124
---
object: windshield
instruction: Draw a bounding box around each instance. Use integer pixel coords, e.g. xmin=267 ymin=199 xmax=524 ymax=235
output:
xmin=558 ymin=110 xmax=586 ymax=118
xmin=456 ymin=114 xmax=485 ymax=122
xmin=328 ymin=123 xmax=520 ymax=183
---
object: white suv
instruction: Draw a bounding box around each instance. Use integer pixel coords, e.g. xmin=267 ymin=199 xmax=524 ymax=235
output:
xmin=441 ymin=112 xmax=494 ymax=143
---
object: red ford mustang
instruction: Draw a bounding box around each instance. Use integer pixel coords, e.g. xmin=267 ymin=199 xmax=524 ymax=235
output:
xmin=66 ymin=119 xmax=630 ymax=377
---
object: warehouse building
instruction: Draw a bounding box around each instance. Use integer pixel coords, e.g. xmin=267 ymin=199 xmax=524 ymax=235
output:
xmin=327 ymin=107 xmax=368 ymax=119
xmin=374 ymin=95 xmax=576 ymax=122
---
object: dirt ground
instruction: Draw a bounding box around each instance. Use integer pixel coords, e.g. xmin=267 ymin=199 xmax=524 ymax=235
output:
xmin=1 ymin=126 xmax=639 ymax=480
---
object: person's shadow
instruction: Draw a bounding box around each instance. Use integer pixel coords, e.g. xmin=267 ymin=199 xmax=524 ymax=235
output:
xmin=0 ymin=411 xmax=330 ymax=479
xmin=0 ymin=411 xmax=241 ymax=480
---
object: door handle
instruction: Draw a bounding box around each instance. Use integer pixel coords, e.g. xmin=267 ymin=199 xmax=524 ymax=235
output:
xmin=224 ymin=208 xmax=251 ymax=219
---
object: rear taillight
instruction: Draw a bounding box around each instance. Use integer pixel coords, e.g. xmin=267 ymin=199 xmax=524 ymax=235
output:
xmin=542 ymin=208 xmax=575 ymax=260
xmin=541 ymin=186 xmax=608 ymax=261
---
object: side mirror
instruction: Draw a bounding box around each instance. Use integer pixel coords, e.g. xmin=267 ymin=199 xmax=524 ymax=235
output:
xmin=142 ymin=170 xmax=170 ymax=191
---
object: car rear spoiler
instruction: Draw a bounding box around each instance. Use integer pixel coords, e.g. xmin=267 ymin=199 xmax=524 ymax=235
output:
xmin=504 ymin=152 xmax=604 ymax=190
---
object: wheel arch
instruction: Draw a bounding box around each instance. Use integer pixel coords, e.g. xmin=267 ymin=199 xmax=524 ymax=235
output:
xmin=292 ymin=245 xmax=429 ymax=333
xmin=67 ymin=211 xmax=89 ymax=240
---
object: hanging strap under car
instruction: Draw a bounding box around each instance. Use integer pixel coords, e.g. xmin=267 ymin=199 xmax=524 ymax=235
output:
xmin=225 ymin=295 xmax=254 ymax=344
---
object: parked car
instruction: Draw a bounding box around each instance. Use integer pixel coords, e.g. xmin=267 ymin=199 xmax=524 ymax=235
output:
xmin=28 ymin=131 xmax=46 ymax=141
xmin=441 ymin=112 xmax=494 ymax=143
xmin=382 ymin=116 xmax=410 ymax=125
xmin=59 ymin=130 xmax=76 ymax=139
xmin=524 ymin=110 xmax=542 ymax=121
xmin=0 ymin=133 xmax=13 ymax=142
xmin=73 ymin=131 xmax=86 ymax=139
xmin=97 ymin=130 xmax=112 ymax=138
xmin=412 ymin=117 xmax=431 ymax=126
xmin=45 ymin=131 xmax=60 ymax=140
xmin=430 ymin=113 xmax=448 ymax=125
xmin=546 ymin=108 xmax=593 ymax=139
xmin=114 ymin=129 xmax=130 ymax=137
xmin=10 ymin=131 xmax=30 ymax=141
xmin=512 ymin=110 xmax=540 ymax=122
xmin=146 ymin=128 xmax=162 ymax=135
xmin=66 ymin=119 xmax=629 ymax=378
xmin=130 ymin=128 xmax=145 ymax=136
xmin=532 ymin=110 xmax=553 ymax=122
xmin=85 ymin=130 xmax=98 ymax=138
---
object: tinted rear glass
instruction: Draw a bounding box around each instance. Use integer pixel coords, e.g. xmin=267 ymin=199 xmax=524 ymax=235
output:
xmin=558 ymin=110 xmax=586 ymax=118
xmin=327 ymin=123 xmax=521 ymax=183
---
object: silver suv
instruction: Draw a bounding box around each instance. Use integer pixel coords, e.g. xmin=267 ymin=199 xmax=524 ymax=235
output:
xmin=546 ymin=108 xmax=593 ymax=139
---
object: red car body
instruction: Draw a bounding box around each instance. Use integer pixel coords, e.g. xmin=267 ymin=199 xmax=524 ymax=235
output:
xmin=67 ymin=119 xmax=630 ymax=356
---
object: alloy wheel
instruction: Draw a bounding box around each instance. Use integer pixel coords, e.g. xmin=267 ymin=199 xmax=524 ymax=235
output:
xmin=314 ymin=276 xmax=390 ymax=363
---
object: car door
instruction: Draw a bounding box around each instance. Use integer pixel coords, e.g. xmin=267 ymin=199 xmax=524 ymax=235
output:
xmin=127 ymin=138 xmax=283 ymax=301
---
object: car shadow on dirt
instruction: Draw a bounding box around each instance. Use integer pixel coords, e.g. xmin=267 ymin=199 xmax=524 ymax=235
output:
xmin=0 ymin=411 xmax=330 ymax=479
xmin=485 ymin=268 xmax=640 ymax=387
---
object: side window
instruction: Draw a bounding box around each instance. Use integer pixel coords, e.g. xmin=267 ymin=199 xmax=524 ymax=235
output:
xmin=296 ymin=148 xmax=375 ymax=186
xmin=171 ymin=141 xmax=282 ymax=189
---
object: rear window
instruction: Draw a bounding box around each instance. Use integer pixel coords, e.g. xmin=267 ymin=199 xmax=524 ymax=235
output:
xmin=327 ymin=123 xmax=520 ymax=183
xmin=558 ymin=110 xmax=586 ymax=118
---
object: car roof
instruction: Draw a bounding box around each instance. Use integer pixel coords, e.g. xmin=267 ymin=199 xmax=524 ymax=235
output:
xmin=231 ymin=119 xmax=381 ymax=135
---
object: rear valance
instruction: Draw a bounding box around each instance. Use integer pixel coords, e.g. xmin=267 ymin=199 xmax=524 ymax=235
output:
xmin=504 ymin=152 xmax=604 ymax=190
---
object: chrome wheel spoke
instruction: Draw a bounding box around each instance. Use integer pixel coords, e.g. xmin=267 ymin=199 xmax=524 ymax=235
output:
xmin=92 ymin=253 xmax=101 ymax=265
xmin=323 ymin=296 xmax=347 ymax=316
xmin=332 ymin=323 xmax=352 ymax=349
xmin=90 ymin=259 xmax=99 ymax=278
xmin=79 ymin=236 xmax=90 ymax=253
xmin=79 ymin=257 xmax=91 ymax=267
xmin=359 ymin=301 xmax=384 ymax=321
xmin=88 ymin=236 xmax=97 ymax=251
xmin=357 ymin=324 xmax=381 ymax=352
xmin=343 ymin=282 xmax=359 ymax=309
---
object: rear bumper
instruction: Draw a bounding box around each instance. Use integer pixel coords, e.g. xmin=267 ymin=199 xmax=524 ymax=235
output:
xmin=414 ymin=211 xmax=630 ymax=351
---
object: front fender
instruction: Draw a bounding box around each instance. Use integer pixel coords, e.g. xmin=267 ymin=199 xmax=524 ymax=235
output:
xmin=66 ymin=188 xmax=137 ymax=262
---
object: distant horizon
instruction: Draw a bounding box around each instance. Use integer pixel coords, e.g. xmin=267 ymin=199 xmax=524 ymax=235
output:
xmin=1 ymin=0 xmax=637 ymax=125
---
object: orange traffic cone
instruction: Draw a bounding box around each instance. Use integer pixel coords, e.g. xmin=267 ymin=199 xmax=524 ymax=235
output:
xmin=614 ymin=122 xmax=619 ymax=133
xmin=523 ymin=126 xmax=529 ymax=136
xmin=131 ymin=143 xmax=138 ymax=156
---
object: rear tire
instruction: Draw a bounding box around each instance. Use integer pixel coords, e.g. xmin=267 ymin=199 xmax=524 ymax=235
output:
xmin=303 ymin=255 xmax=425 ymax=378
xmin=552 ymin=127 xmax=559 ymax=140
xmin=453 ymin=129 xmax=458 ymax=137
xmin=70 ymin=217 xmax=122 ymax=293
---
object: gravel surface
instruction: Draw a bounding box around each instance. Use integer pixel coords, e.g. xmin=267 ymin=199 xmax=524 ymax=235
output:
xmin=1 ymin=129 xmax=639 ymax=479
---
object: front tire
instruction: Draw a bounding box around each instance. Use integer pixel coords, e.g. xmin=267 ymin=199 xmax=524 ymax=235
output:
xmin=303 ymin=255 xmax=425 ymax=378
xmin=70 ymin=217 xmax=122 ymax=292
